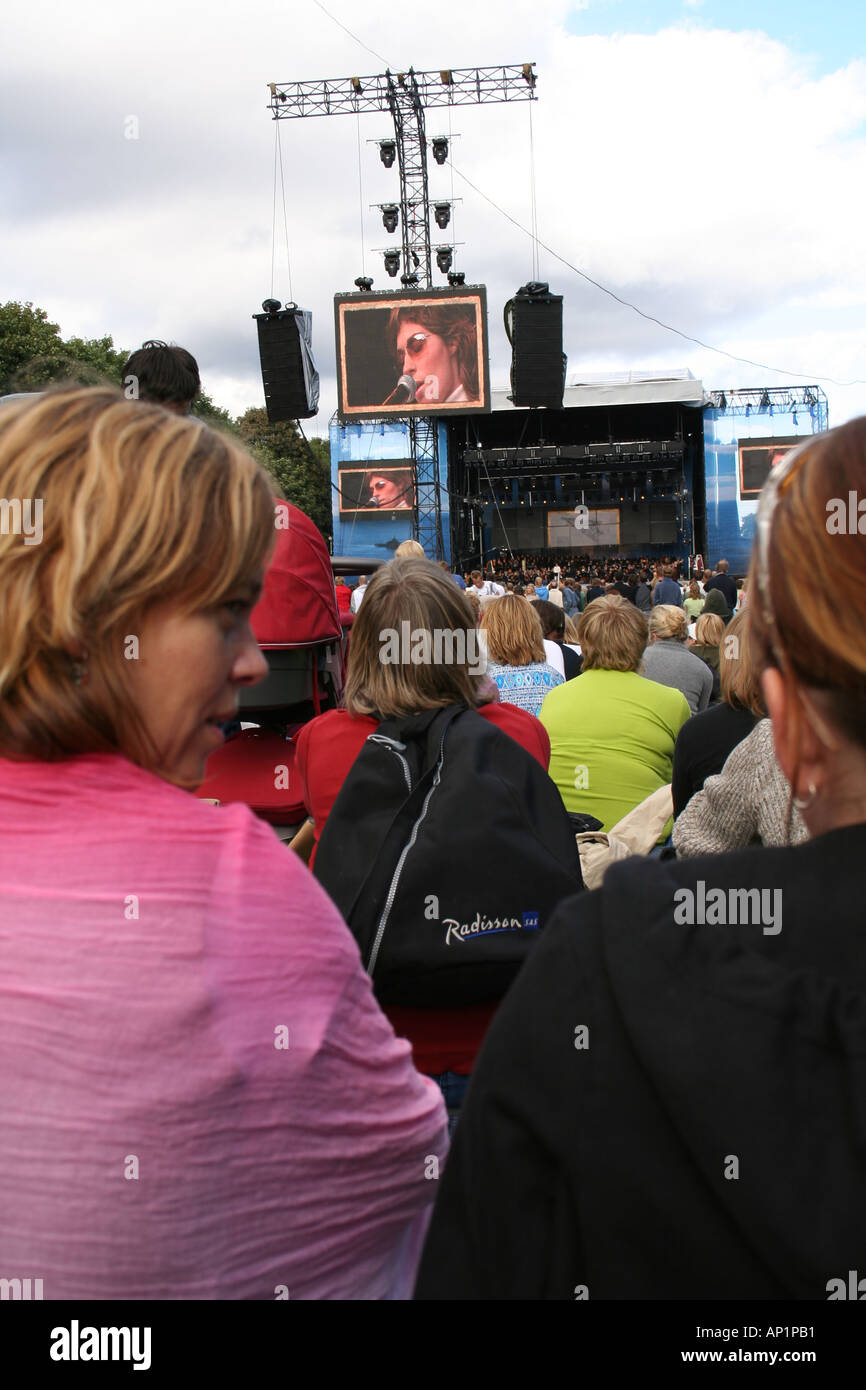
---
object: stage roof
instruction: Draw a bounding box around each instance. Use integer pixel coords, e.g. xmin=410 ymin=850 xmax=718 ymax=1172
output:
xmin=491 ymin=369 xmax=708 ymax=412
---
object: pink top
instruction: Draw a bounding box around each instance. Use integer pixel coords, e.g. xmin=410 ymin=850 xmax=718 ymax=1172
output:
xmin=0 ymin=753 xmax=447 ymax=1300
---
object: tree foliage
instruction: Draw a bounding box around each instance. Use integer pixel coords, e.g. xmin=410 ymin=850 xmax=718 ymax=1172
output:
xmin=234 ymin=407 xmax=331 ymax=540
xmin=0 ymin=301 xmax=333 ymax=540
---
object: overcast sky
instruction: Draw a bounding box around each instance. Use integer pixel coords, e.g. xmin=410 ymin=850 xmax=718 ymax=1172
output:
xmin=3 ymin=0 xmax=865 ymax=434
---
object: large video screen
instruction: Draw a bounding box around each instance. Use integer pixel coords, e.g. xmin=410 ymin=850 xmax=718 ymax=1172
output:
xmin=338 ymin=461 xmax=415 ymax=517
xmin=335 ymin=287 xmax=490 ymax=421
xmin=738 ymin=436 xmax=800 ymax=499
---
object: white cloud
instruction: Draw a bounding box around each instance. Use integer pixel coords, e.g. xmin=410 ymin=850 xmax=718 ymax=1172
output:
xmin=2 ymin=2 xmax=865 ymax=430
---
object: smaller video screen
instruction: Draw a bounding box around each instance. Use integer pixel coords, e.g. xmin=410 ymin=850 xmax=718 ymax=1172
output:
xmin=738 ymin=437 xmax=800 ymax=499
xmin=338 ymin=461 xmax=416 ymax=517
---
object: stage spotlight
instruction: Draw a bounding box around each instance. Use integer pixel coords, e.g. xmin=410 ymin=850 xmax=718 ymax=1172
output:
xmin=351 ymin=77 xmax=363 ymax=93
xmin=401 ymin=271 xmax=420 ymax=287
xmin=745 ymin=403 xmax=751 ymax=417
xmin=381 ymin=204 xmax=399 ymax=233
xmin=447 ymin=270 xmax=466 ymax=286
xmin=379 ymin=139 xmax=397 ymax=168
xmin=354 ymin=276 xmax=373 ymax=292
xmin=434 ymin=201 xmax=451 ymax=229
xmin=383 ymin=249 xmax=401 ymax=277
xmin=431 ymin=137 xmax=449 ymax=164
xmin=440 ymin=70 xmax=453 ymax=85
xmin=759 ymin=390 xmax=770 ymax=411
xmin=261 ymin=298 xmax=281 ymax=314
xmin=436 ymin=245 xmax=453 ymax=273
xmin=718 ymin=393 xmax=727 ymax=411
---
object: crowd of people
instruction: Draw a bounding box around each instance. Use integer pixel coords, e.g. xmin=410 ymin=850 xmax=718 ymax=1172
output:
xmin=2 ymin=362 xmax=865 ymax=1303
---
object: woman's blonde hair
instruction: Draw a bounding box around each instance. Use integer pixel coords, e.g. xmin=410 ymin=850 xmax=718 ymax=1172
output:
xmin=0 ymin=387 xmax=276 ymax=766
xmin=481 ymin=593 xmax=545 ymax=666
xmin=563 ymin=614 xmax=579 ymax=644
xmin=694 ymin=613 xmax=725 ymax=647
xmin=648 ymin=604 xmax=689 ymax=642
xmin=578 ymin=594 xmax=647 ymax=672
xmin=343 ymin=557 xmax=485 ymax=717
xmin=394 ymin=538 xmax=425 ymax=558
xmin=720 ymin=609 xmax=765 ymax=717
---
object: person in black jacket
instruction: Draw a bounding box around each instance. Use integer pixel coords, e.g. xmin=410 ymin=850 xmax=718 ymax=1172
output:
xmin=672 ymin=609 xmax=762 ymax=817
xmin=415 ymin=417 xmax=866 ymax=1300
xmin=704 ymin=558 xmax=738 ymax=612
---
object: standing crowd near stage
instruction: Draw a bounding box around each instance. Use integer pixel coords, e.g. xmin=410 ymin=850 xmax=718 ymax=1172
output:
xmin=2 ymin=360 xmax=866 ymax=1303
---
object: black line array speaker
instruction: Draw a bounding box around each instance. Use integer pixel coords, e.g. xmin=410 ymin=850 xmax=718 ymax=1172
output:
xmin=504 ymin=282 xmax=566 ymax=409
xmin=253 ymin=301 xmax=320 ymax=422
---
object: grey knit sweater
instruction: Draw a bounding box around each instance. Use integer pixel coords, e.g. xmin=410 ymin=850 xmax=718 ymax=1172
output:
xmin=673 ymin=718 xmax=809 ymax=856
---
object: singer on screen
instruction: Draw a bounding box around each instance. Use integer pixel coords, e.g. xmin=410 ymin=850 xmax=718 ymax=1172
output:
xmin=385 ymin=303 xmax=480 ymax=406
xmin=363 ymin=467 xmax=414 ymax=510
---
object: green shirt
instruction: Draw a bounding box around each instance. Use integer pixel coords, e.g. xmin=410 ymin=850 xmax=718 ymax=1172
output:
xmin=683 ymin=596 xmax=705 ymax=620
xmin=539 ymin=668 xmax=691 ymax=834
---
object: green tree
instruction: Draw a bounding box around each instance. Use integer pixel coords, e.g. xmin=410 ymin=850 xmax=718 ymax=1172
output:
xmin=0 ymin=302 xmax=64 ymax=394
xmin=234 ymin=407 xmax=332 ymax=541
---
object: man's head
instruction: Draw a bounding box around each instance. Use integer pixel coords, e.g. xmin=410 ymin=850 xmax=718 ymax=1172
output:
xmin=717 ymin=559 xmax=729 ymax=573
xmin=121 ymin=340 xmax=200 ymax=414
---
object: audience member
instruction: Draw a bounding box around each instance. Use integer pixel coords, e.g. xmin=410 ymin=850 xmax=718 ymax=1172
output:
xmin=671 ymin=609 xmax=762 ymax=816
xmin=416 ymin=418 xmax=866 ymax=1300
xmin=481 ymin=594 xmax=564 ymax=716
xmin=120 ymin=339 xmax=200 ymax=414
xmin=539 ymin=595 xmax=689 ymax=833
xmin=0 ymin=387 xmax=447 ymax=1300
xmin=642 ymin=605 xmax=713 ymax=714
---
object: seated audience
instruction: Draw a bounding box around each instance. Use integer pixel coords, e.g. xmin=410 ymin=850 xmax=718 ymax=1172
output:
xmin=531 ymin=599 xmax=582 ymax=679
xmin=0 ymin=387 xmax=447 ymax=1300
xmin=642 ymin=605 xmax=713 ymax=714
xmin=540 ymin=595 xmax=690 ymax=834
xmin=481 ymin=594 xmax=564 ymax=716
xmin=671 ymin=609 xmax=762 ymax=817
xmin=416 ymin=418 xmax=866 ymax=1300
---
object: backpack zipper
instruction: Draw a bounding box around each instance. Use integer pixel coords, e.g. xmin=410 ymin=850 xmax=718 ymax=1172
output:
xmin=366 ymin=726 xmax=448 ymax=979
xmin=366 ymin=734 xmax=412 ymax=794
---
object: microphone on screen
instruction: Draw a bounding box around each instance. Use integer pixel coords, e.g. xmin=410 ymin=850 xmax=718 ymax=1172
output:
xmin=383 ymin=374 xmax=417 ymax=405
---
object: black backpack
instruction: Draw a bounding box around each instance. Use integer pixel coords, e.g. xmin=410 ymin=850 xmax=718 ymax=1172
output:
xmin=313 ymin=703 xmax=584 ymax=1007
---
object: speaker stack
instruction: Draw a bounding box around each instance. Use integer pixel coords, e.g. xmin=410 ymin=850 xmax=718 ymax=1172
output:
xmin=504 ymin=282 xmax=566 ymax=409
xmin=254 ymin=300 xmax=320 ymax=422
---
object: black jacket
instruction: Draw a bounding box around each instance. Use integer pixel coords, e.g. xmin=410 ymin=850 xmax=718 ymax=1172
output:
xmin=672 ymin=703 xmax=758 ymax=817
xmin=415 ymin=825 xmax=866 ymax=1299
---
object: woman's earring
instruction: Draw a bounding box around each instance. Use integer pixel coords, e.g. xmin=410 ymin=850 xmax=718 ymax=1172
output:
xmin=792 ymin=782 xmax=817 ymax=811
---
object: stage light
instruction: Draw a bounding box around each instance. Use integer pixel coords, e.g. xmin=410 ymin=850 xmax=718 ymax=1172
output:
xmin=522 ymin=63 xmax=536 ymax=86
xmin=261 ymin=298 xmax=281 ymax=314
xmin=759 ymin=390 xmax=770 ymax=411
xmin=379 ymin=139 xmax=396 ymax=168
xmin=434 ymin=201 xmax=451 ymax=229
xmin=351 ymin=77 xmax=363 ymax=93
xmin=792 ymin=409 xmax=798 ymax=426
xmin=383 ymin=249 xmax=401 ymax=276
xmin=401 ymin=271 xmax=419 ymax=287
xmin=431 ymin=137 xmax=449 ymax=164
xmin=354 ymin=276 xmax=373 ymax=292
xmin=745 ymin=403 xmax=751 ymax=418
xmin=447 ymin=270 xmax=466 ymax=286
xmin=381 ymin=204 xmax=399 ymax=233
xmin=436 ymin=245 xmax=453 ymax=273
xmin=440 ymin=70 xmax=453 ymax=85
xmin=718 ymin=393 xmax=727 ymax=411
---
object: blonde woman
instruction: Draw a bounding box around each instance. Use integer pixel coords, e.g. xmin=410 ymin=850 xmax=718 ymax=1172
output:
xmin=683 ymin=578 xmax=704 ymax=621
xmin=642 ymin=604 xmax=713 ymax=714
xmin=481 ymin=593 xmax=564 ymax=716
xmin=687 ymin=611 xmax=725 ymax=701
xmin=0 ymin=388 xmax=447 ymax=1300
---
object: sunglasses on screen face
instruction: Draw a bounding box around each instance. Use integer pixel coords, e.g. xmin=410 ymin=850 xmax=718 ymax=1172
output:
xmin=402 ymin=333 xmax=431 ymax=357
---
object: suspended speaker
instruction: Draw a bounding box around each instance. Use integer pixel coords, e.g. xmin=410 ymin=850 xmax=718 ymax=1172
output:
xmin=253 ymin=301 xmax=320 ymax=422
xmin=504 ymin=282 xmax=566 ymax=409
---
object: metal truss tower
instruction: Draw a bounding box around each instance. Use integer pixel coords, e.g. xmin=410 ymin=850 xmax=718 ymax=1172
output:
xmin=268 ymin=64 xmax=537 ymax=557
